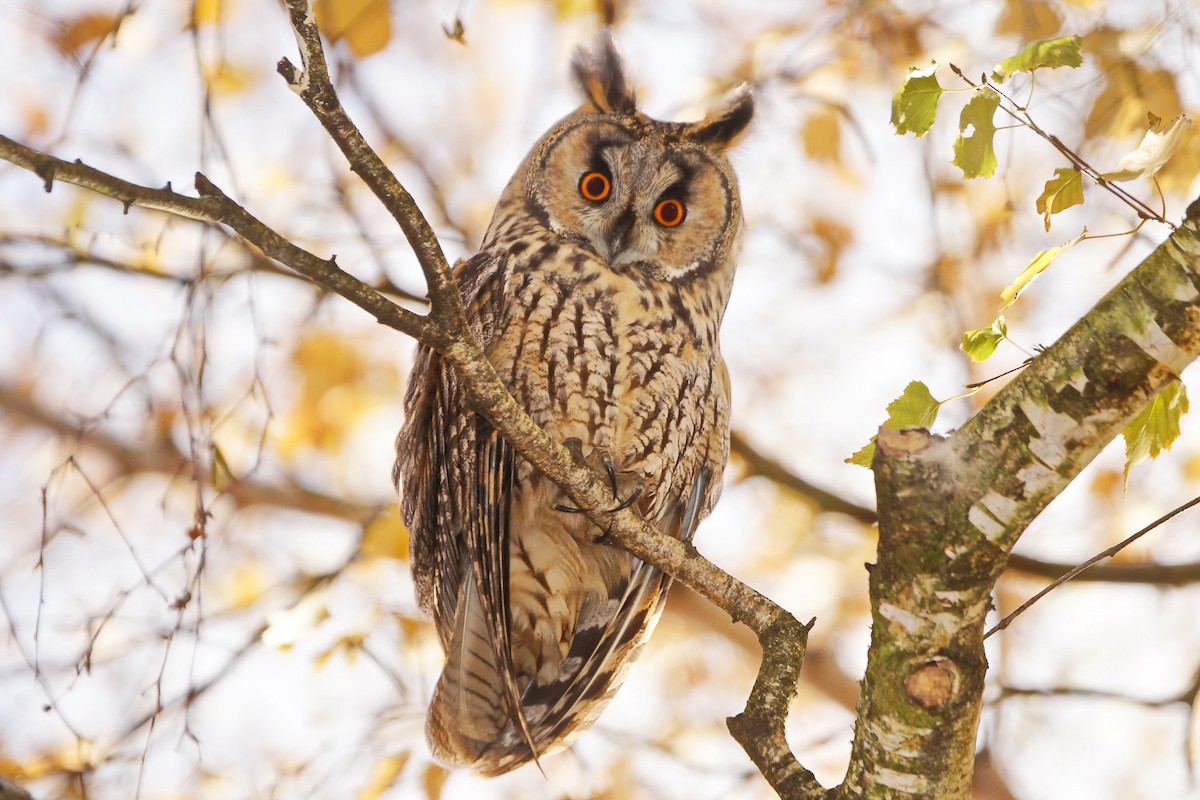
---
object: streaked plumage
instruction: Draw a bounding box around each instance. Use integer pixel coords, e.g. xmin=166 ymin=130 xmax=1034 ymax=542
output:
xmin=394 ymin=35 xmax=752 ymax=775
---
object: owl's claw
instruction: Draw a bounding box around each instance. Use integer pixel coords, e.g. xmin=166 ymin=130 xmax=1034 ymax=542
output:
xmin=553 ymin=442 xmax=642 ymax=515
xmin=600 ymin=455 xmax=620 ymax=497
xmin=607 ymin=485 xmax=642 ymax=513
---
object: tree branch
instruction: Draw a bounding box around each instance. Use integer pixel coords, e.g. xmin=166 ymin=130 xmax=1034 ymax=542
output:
xmin=731 ymin=430 xmax=1200 ymax=587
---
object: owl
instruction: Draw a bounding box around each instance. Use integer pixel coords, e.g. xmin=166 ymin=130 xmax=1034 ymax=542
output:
xmin=394 ymin=34 xmax=752 ymax=775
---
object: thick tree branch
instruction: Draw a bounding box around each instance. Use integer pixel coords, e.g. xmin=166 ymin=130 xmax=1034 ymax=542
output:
xmin=841 ymin=208 xmax=1200 ymax=799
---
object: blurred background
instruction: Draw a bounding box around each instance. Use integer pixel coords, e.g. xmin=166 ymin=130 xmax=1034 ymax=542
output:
xmin=1 ymin=0 xmax=1199 ymax=798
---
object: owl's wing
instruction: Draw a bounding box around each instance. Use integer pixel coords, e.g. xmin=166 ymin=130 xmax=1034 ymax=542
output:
xmin=465 ymin=420 xmax=541 ymax=750
xmin=395 ymin=341 xmax=461 ymax=641
xmin=396 ymin=253 xmax=540 ymax=761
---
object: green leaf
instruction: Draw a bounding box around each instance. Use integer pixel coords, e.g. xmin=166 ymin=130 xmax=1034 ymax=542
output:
xmin=891 ymin=63 xmax=943 ymax=138
xmin=847 ymin=381 xmax=943 ymax=468
xmin=1123 ymin=380 xmax=1189 ymax=480
xmin=953 ymin=89 xmax=1001 ymax=178
xmin=1035 ymin=168 xmax=1084 ymax=231
xmin=961 ymin=316 xmax=1007 ymax=362
xmin=1103 ymin=114 xmax=1192 ymax=182
xmin=992 ymin=35 xmax=1082 ymax=82
xmin=999 ymin=230 xmax=1085 ymax=309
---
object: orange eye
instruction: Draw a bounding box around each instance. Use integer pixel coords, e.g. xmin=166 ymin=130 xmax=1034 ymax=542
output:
xmin=579 ymin=171 xmax=611 ymax=202
xmin=653 ymin=198 xmax=686 ymax=227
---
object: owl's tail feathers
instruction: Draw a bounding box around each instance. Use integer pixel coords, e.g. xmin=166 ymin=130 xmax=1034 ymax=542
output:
xmin=425 ymin=569 xmax=513 ymax=768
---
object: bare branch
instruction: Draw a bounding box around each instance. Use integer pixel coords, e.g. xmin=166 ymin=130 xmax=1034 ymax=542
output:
xmin=987 ymin=492 xmax=1200 ymax=637
xmin=0 ymin=135 xmax=432 ymax=344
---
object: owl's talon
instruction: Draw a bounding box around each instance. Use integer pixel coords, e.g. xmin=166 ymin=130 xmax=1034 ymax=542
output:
xmin=601 ymin=455 xmax=620 ymax=497
xmin=553 ymin=502 xmax=586 ymax=514
xmin=607 ymin=485 xmax=642 ymax=513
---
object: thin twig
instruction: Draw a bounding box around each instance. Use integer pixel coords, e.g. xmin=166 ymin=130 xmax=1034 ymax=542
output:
xmin=986 ymin=493 xmax=1200 ymax=637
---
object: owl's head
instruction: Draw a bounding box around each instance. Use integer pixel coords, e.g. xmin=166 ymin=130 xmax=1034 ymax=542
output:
xmin=497 ymin=35 xmax=753 ymax=284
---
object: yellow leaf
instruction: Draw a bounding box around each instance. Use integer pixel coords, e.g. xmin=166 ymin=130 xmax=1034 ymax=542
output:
xmin=276 ymin=330 xmax=399 ymax=460
xmin=1123 ymin=380 xmax=1189 ymax=480
xmin=423 ymin=764 xmax=449 ymax=800
xmin=994 ymin=0 xmax=1060 ymax=40
xmin=357 ymin=754 xmax=410 ymax=800
xmin=553 ymin=0 xmax=606 ymax=20
xmin=14 ymin=741 xmax=97 ymax=779
xmin=1035 ymin=168 xmax=1083 ymax=231
xmin=203 ymin=60 xmax=255 ymax=96
xmin=52 ymin=12 xmax=120 ymax=57
xmin=1157 ymin=125 xmax=1199 ymax=193
xmin=999 ymin=230 xmax=1085 ymax=309
xmin=1083 ymin=58 xmax=1181 ymax=140
xmin=262 ymin=593 xmax=330 ymax=650
xmin=360 ymin=506 xmax=410 ymax=560
xmin=315 ymin=0 xmax=392 ymax=58
xmin=801 ymin=108 xmax=841 ymax=162
xmin=193 ymin=0 xmax=222 ymax=26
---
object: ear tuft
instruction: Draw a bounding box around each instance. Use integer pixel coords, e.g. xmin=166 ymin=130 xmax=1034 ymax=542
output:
xmin=572 ymin=31 xmax=638 ymax=116
xmin=684 ymin=83 xmax=754 ymax=150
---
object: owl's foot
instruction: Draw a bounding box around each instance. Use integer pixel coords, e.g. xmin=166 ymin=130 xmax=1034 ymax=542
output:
xmin=553 ymin=440 xmax=644 ymax=516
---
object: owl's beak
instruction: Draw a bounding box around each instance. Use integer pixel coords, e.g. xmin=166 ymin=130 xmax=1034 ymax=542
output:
xmin=604 ymin=205 xmax=636 ymax=264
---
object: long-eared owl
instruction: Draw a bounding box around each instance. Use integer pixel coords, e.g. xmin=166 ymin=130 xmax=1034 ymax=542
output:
xmin=394 ymin=34 xmax=752 ymax=775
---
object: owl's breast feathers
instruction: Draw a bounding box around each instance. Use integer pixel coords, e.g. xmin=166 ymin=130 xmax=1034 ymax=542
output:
xmin=397 ymin=233 xmax=730 ymax=774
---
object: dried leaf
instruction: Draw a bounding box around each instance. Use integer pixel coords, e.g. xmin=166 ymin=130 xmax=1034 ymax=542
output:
xmin=1082 ymin=55 xmax=1180 ymax=140
xmin=1103 ymin=114 xmax=1191 ymax=182
xmin=423 ymin=764 xmax=449 ymax=800
xmin=358 ymin=754 xmax=410 ymax=800
xmin=315 ymin=0 xmax=392 ymax=58
xmin=53 ymin=12 xmax=120 ymax=58
xmin=802 ymin=108 xmax=842 ymax=162
xmin=995 ymin=0 xmax=1061 ymax=40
